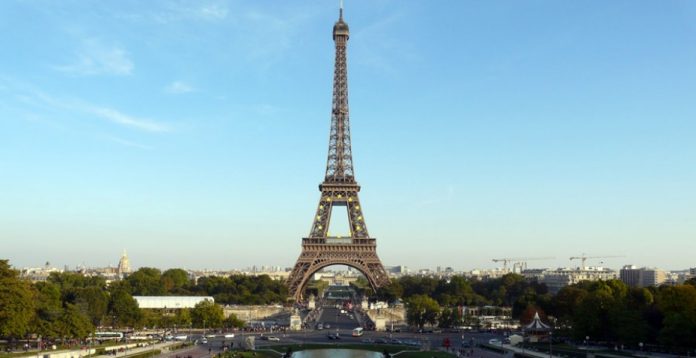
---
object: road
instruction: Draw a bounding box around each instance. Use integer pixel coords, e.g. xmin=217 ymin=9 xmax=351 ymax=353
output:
xmin=316 ymin=307 xmax=361 ymax=332
xmin=158 ymin=285 xmax=508 ymax=357
xmin=158 ymin=329 xmax=508 ymax=358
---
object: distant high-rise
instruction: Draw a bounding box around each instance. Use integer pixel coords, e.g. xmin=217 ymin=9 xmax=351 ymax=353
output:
xmin=620 ymin=265 xmax=666 ymax=288
xmin=117 ymin=250 xmax=131 ymax=276
xmin=620 ymin=265 xmax=641 ymax=287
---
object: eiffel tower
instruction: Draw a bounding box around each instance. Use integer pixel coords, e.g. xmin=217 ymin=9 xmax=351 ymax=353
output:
xmin=286 ymin=5 xmax=389 ymax=301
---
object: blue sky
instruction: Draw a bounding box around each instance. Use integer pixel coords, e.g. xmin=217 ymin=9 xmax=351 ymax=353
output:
xmin=1 ymin=1 xmax=695 ymax=271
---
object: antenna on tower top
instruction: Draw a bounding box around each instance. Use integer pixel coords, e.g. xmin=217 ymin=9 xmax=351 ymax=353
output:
xmin=339 ymin=0 xmax=344 ymax=18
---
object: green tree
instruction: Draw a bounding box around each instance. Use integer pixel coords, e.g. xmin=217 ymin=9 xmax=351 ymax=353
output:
xmin=126 ymin=267 xmax=165 ymax=295
xmin=190 ymin=274 xmax=288 ymax=305
xmin=174 ymin=308 xmax=192 ymax=327
xmin=161 ymin=269 xmax=190 ymax=293
xmin=685 ymin=277 xmax=696 ymax=287
xmin=191 ymin=300 xmax=224 ymax=329
xmin=572 ymin=289 xmax=615 ymax=340
xmin=405 ymin=294 xmax=440 ymax=329
xmin=438 ymin=307 xmax=462 ymax=328
xmin=0 ymin=260 xmax=36 ymax=338
xmin=656 ymin=285 xmax=696 ymax=348
xmin=54 ymin=304 xmax=93 ymax=339
xmin=553 ymin=286 xmax=588 ymax=322
xmin=108 ymin=287 xmax=143 ymax=328
xmin=31 ymin=281 xmax=64 ymax=338
xmin=224 ymin=313 xmax=245 ymax=329
xmin=75 ymin=286 xmax=109 ymax=326
xmin=48 ymin=272 xmax=106 ymax=293
xmin=375 ymin=280 xmax=403 ymax=303
xmin=607 ymin=288 xmax=652 ymax=345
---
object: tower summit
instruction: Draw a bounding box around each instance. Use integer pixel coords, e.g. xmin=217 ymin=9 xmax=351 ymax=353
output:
xmin=326 ymin=2 xmax=353 ymax=183
xmin=287 ymin=5 xmax=389 ymax=301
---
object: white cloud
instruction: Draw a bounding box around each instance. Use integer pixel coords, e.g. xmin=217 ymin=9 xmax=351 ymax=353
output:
xmin=88 ymin=107 xmax=168 ymax=133
xmin=165 ymin=81 xmax=195 ymax=94
xmin=55 ymin=39 xmax=133 ymax=76
xmin=198 ymin=4 xmax=228 ymax=20
xmin=1 ymin=79 xmax=170 ymax=133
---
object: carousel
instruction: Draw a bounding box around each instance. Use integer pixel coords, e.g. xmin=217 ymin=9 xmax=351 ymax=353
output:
xmin=523 ymin=311 xmax=551 ymax=343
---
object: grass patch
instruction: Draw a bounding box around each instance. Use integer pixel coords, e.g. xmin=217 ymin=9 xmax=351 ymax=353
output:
xmin=394 ymin=352 xmax=456 ymax=358
xmin=167 ymin=342 xmax=194 ymax=351
xmin=219 ymin=351 xmax=278 ymax=358
xmin=519 ymin=343 xmax=600 ymax=358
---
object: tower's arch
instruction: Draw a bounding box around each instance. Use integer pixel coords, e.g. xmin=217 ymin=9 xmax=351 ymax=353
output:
xmin=289 ymin=257 xmax=386 ymax=302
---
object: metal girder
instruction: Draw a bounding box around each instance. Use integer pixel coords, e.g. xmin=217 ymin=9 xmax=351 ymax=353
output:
xmin=287 ymin=8 xmax=388 ymax=302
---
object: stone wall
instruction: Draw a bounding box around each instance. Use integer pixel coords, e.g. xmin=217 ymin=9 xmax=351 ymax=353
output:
xmin=223 ymin=305 xmax=289 ymax=321
xmin=365 ymin=306 xmax=406 ymax=331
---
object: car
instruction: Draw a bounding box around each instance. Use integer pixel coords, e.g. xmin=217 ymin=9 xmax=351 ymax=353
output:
xmin=404 ymin=340 xmax=420 ymax=347
xmin=267 ymin=336 xmax=280 ymax=342
xmin=224 ymin=334 xmax=235 ymax=339
xmin=324 ymin=324 xmax=331 ymax=329
xmin=259 ymin=336 xmax=269 ymax=341
xmin=488 ymin=339 xmax=502 ymax=345
xmin=200 ymin=338 xmax=208 ymax=344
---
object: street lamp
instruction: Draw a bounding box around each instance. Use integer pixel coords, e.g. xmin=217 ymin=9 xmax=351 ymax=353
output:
xmin=37 ymin=335 xmax=42 ymax=358
xmin=549 ymin=331 xmax=553 ymax=358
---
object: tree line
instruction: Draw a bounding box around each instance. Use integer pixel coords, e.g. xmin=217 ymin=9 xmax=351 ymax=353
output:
xmin=374 ymin=274 xmax=696 ymax=350
xmin=3 ymin=258 xmax=694 ymax=350
xmin=122 ymin=267 xmax=288 ymax=304
xmin=0 ymin=261 xmax=274 ymax=340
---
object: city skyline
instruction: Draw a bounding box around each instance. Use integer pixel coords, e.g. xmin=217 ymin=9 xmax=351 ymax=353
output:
xmin=2 ymin=1 xmax=695 ymax=271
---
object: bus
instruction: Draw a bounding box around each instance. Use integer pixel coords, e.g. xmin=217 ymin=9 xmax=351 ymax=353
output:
xmin=352 ymin=327 xmax=364 ymax=337
xmin=92 ymin=332 xmax=124 ymax=342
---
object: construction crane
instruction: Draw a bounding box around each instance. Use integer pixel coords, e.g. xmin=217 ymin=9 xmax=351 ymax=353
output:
xmin=492 ymin=257 xmax=555 ymax=272
xmin=569 ymin=254 xmax=625 ymax=270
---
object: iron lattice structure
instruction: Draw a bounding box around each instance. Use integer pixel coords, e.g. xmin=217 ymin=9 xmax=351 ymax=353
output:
xmin=287 ymin=8 xmax=389 ymax=301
